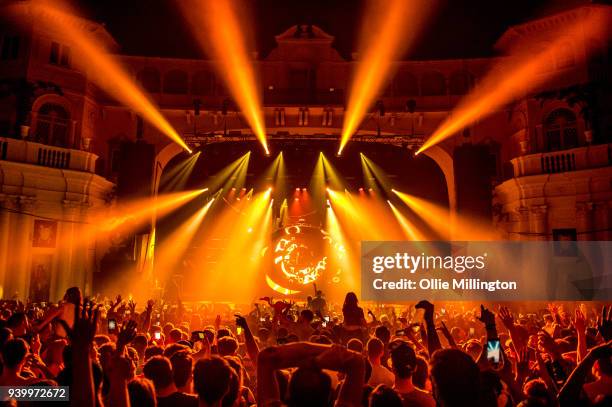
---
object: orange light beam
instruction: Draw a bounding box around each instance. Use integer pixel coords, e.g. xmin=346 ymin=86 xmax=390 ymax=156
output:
xmin=417 ymin=12 xmax=607 ymax=154
xmin=387 ymin=200 xmax=424 ymax=241
xmin=392 ymin=189 xmax=451 ymax=239
xmin=339 ymin=0 xmax=430 ymax=154
xmin=154 ymin=198 xmax=215 ymax=276
xmin=179 ymin=0 xmax=268 ymax=154
xmin=99 ymin=188 xmax=207 ymax=232
xmin=16 ymin=1 xmax=191 ymax=153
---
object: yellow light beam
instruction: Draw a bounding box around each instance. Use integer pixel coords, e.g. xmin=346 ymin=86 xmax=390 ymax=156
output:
xmin=99 ymin=188 xmax=207 ymax=232
xmin=320 ymin=153 xmax=346 ymax=190
xmin=417 ymin=12 xmax=607 ymax=154
xmin=160 ymin=152 xmax=201 ymax=192
xmin=392 ymin=189 xmax=450 ymax=239
xmin=387 ymin=200 xmax=424 ymax=241
xmin=325 ymin=205 xmax=357 ymax=292
xmin=327 ymin=188 xmax=386 ymax=240
xmin=204 ymin=152 xmax=250 ymax=193
xmin=339 ymin=0 xmax=430 ymax=153
xmin=15 ymin=1 xmax=191 ymax=153
xmin=154 ymin=198 xmax=215 ymax=277
xmin=179 ymin=0 xmax=268 ymax=153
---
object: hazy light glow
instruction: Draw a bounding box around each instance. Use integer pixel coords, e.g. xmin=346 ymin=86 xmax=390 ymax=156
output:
xmin=15 ymin=1 xmax=191 ymax=152
xmin=392 ymin=189 xmax=500 ymax=240
xmin=153 ymin=198 xmax=214 ymax=277
xmin=179 ymin=0 xmax=269 ymax=153
xmin=339 ymin=0 xmax=430 ymax=153
xmin=387 ymin=200 xmax=424 ymax=240
xmin=100 ymin=189 xmax=207 ymax=232
xmin=417 ymin=12 xmax=607 ymax=154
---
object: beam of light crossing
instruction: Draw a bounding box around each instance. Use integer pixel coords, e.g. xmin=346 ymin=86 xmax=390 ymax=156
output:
xmin=179 ymin=0 xmax=269 ymax=153
xmin=339 ymin=0 xmax=430 ymax=154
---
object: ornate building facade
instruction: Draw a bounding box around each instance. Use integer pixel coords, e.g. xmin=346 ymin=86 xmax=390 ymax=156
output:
xmin=0 ymin=1 xmax=611 ymax=299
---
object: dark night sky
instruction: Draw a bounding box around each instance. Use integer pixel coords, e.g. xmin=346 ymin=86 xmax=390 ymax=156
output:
xmin=78 ymin=0 xmax=592 ymax=60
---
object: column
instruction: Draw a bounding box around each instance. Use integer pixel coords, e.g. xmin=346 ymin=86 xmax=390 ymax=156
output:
xmin=529 ymin=205 xmax=548 ymax=241
xmin=56 ymin=200 xmax=79 ymax=296
xmin=11 ymin=197 xmax=36 ymax=299
xmin=73 ymin=202 xmax=92 ymax=296
xmin=0 ymin=195 xmax=18 ymax=298
xmin=576 ymin=202 xmax=594 ymax=241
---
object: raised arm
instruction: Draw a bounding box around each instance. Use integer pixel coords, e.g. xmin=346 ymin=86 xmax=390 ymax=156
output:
xmin=58 ymin=301 xmax=100 ymax=407
xmin=558 ymin=341 xmax=612 ymax=406
xmin=416 ymin=300 xmax=441 ymax=355
xmin=315 ymin=345 xmax=365 ymax=407
xmin=257 ymin=342 xmax=328 ymax=404
xmin=236 ymin=315 xmax=259 ymax=367
xmin=572 ymin=308 xmax=587 ymax=363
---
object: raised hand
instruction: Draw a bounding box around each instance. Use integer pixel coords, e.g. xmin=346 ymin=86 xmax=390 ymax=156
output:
xmin=127 ymin=299 xmax=136 ymax=314
xmin=498 ymin=306 xmax=515 ymax=331
xmin=478 ymin=305 xmax=496 ymax=327
xmin=573 ymin=308 xmax=587 ymax=333
xmin=235 ymin=314 xmax=248 ymax=329
xmin=597 ymin=305 xmax=612 ymax=341
xmin=117 ymin=320 xmax=137 ymax=353
xmin=415 ymin=300 xmax=434 ymax=321
xmin=59 ymin=301 xmax=100 ymax=349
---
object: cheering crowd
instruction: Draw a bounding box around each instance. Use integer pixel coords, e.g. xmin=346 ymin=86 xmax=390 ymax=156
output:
xmin=0 ymin=286 xmax=610 ymax=406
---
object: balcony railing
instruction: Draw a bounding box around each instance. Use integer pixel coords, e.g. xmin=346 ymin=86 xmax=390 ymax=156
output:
xmin=263 ymin=89 xmax=345 ymax=105
xmin=510 ymin=143 xmax=611 ymax=177
xmin=0 ymin=137 xmax=98 ymax=173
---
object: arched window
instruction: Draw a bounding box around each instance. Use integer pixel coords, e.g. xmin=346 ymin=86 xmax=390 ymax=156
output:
xmin=395 ymin=71 xmax=419 ymax=95
xmin=35 ymin=103 xmax=70 ymax=147
xmin=192 ymin=70 xmax=214 ymax=95
xmin=449 ymin=71 xmax=473 ymax=95
xmin=163 ymin=70 xmax=188 ymax=94
xmin=421 ymin=71 xmax=446 ymax=96
xmin=136 ymin=68 xmax=161 ymax=93
xmin=544 ymin=109 xmax=578 ymax=151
